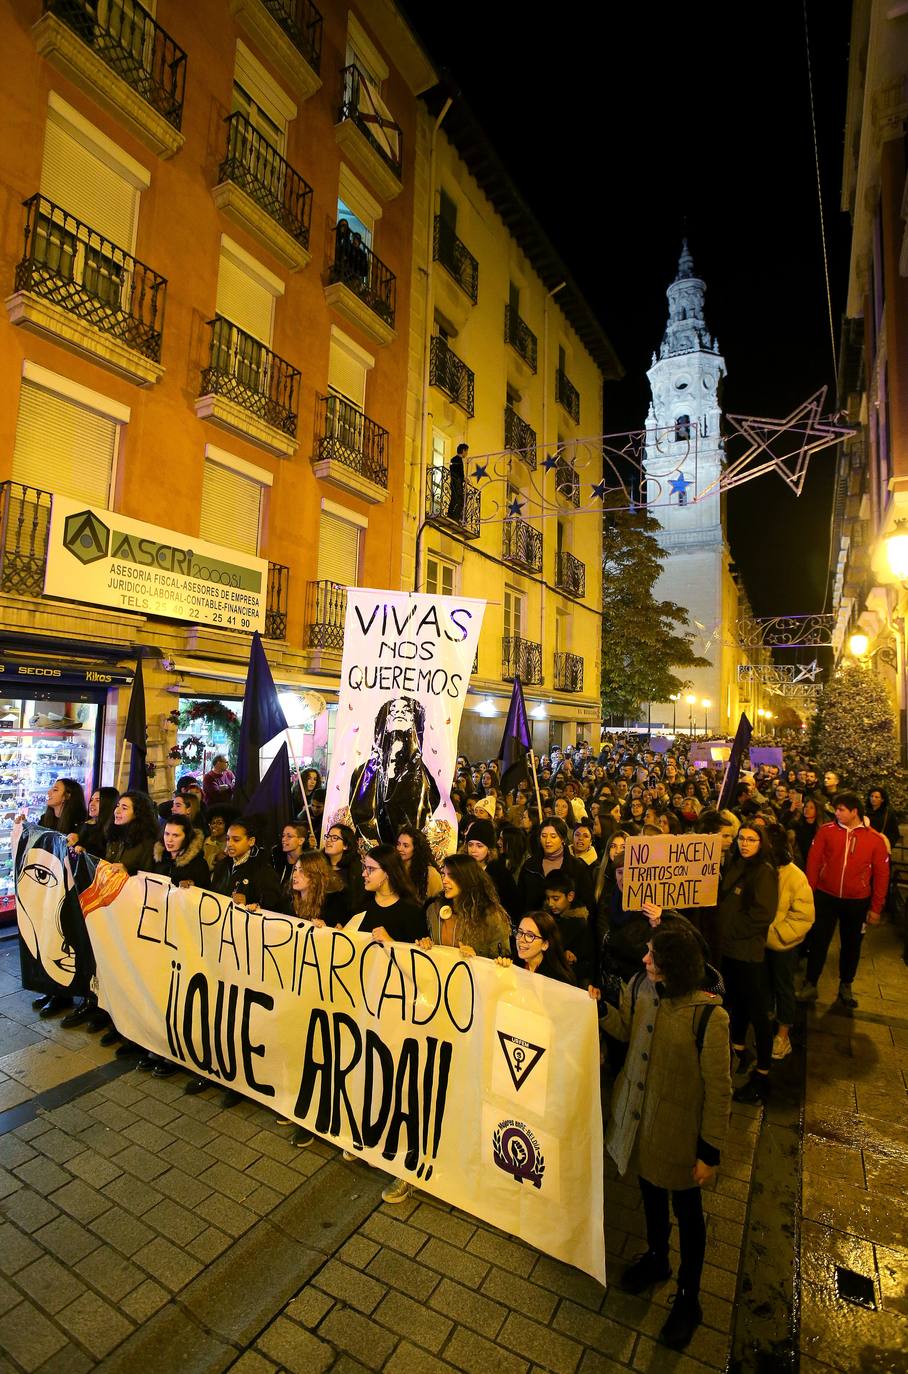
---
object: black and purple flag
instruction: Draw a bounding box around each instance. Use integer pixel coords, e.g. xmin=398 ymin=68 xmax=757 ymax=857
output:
xmin=498 ymin=678 xmax=533 ymax=795
xmin=235 ymin=632 xmax=288 ymax=806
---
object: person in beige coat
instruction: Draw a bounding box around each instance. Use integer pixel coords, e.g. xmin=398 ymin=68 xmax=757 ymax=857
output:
xmin=764 ymin=823 xmax=815 ymax=1060
xmin=599 ymin=922 xmax=731 ymax=1352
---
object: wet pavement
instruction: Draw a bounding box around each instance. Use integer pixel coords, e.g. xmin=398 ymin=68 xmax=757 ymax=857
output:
xmin=0 ymin=921 xmax=904 ymax=1373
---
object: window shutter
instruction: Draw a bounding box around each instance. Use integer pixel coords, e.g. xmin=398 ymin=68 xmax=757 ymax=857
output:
xmin=328 ymin=337 xmax=367 ymax=409
xmin=41 ymin=119 xmax=138 ymax=251
xmin=199 ymin=459 xmax=262 ymax=556
xmin=317 ymin=511 xmax=360 ymax=585
xmin=216 ymin=254 xmax=274 ymax=344
xmin=12 ymin=381 xmax=116 ymax=508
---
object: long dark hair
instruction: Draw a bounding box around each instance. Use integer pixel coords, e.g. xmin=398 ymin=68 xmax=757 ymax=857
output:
xmin=88 ymin=786 xmax=119 ymax=833
xmin=366 ymin=844 xmax=418 ymax=901
xmin=160 ymin=814 xmax=196 ymax=851
xmin=518 ymin=910 xmax=576 ymax=983
xmin=397 ymin=824 xmax=439 ymax=901
xmin=42 ymin=778 xmax=87 ymax=834
xmin=106 ymin=790 xmax=159 ymax=846
xmin=441 ymin=854 xmax=508 ymax=945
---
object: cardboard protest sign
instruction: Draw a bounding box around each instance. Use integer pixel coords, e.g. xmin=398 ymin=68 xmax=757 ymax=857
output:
xmin=622 ymin=833 xmax=723 ymax=910
xmin=648 ymin=736 xmax=672 ymax=754
xmin=80 ymin=869 xmax=606 ymax=1283
xmin=749 ymin=747 xmax=783 ymax=770
xmin=323 ymin=589 xmax=485 ymax=857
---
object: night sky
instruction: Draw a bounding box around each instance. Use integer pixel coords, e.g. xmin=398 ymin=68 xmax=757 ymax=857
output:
xmin=405 ymin=0 xmax=854 ymax=616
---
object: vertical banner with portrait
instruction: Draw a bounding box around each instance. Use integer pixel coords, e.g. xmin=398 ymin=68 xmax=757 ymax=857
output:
xmin=323 ymin=589 xmax=486 ymax=857
xmin=13 ymin=824 xmax=97 ymax=997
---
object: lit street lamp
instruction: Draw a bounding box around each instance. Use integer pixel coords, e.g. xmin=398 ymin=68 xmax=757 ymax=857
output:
xmin=685 ymin=692 xmax=696 ymax=735
xmin=848 ymin=631 xmax=870 ymax=658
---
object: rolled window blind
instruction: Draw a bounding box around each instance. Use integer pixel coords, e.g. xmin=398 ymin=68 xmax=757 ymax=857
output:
xmin=216 ymin=254 xmax=274 ymax=344
xmin=41 ymin=118 xmax=138 ymax=251
xmin=199 ymin=459 xmax=262 ymax=556
xmin=12 ymin=380 xmax=116 ymax=508
xmin=316 ymin=510 xmax=360 ymax=585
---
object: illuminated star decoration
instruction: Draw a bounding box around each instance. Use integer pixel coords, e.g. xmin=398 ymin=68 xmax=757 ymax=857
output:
xmin=542 ymin=453 xmax=560 ymax=472
xmin=792 ymin=659 xmax=820 ymax=683
xmin=591 ymin=480 xmax=608 ymax=500
xmin=697 ymin=387 xmax=854 ymax=501
xmin=472 ymin=462 xmax=489 ymax=481
xmin=669 ymin=473 xmax=693 ymax=497
xmin=506 ymin=496 xmax=525 ymax=517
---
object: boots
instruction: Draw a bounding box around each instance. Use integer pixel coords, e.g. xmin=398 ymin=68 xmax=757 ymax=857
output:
xmin=837 ymin=982 xmax=858 ymax=1009
xmin=659 ymin=1287 xmax=703 ymax=1349
xmin=733 ymin=1071 xmax=770 ymax=1104
xmin=619 ymin=1249 xmax=672 ymax=1294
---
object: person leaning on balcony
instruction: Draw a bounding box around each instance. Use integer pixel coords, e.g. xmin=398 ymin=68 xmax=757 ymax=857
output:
xmin=447 ymin=442 xmax=468 ymax=520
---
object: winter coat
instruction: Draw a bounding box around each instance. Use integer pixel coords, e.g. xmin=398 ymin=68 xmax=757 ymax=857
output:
xmin=105 ymin=830 xmax=156 ymax=875
xmin=866 ymin=797 xmax=901 ymax=851
xmin=806 ymin=822 xmax=890 ymax=912
xmin=152 ymin=830 xmax=211 ymax=889
xmin=766 ymin=862 xmax=815 ymax=951
xmin=553 ymin=906 xmax=596 ymax=986
xmin=717 ymin=856 xmax=778 ymax=962
xmin=517 ymin=851 xmax=594 ymax=916
xmin=211 ymin=848 xmax=290 ymax=913
xmin=484 ymin=856 xmax=520 ymax=921
xmin=72 ymin=818 xmax=108 ymax=858
xmin=425 ymin=897 xmax=510 ymax=959
xmin=600 ymin=974 xmax=731 ymax=1192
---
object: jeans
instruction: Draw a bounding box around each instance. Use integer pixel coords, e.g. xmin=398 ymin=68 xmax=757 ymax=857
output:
xmin=765 ymin=946 xmax=799 ymax=1026
xmin=638 ymin=1175 xmax=706 ymax=1297
xmin=721 ymin=956 xmax=773 ymax=1072
xmin=805 ymin=890 xmax=869 ymax=986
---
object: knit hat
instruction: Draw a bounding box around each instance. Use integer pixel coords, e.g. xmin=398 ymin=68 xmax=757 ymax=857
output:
xmin=471 ymin=795 xmax=496 ymax=822
xmin=465 ymin=818 xmax=496 ymax=850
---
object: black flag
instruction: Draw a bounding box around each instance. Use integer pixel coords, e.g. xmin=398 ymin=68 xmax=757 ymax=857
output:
xmin=498 ymin=678 xmax=533 ymax=795
xmin=717 ymin=712 xmax=753 ymax=811
xmin=125 ymin=654 xmax=148 ymax=793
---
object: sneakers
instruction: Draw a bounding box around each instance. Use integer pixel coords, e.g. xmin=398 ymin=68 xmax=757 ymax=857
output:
xmin=659 ymin=1288 xmax=703 ymax=1350
xmin=381 ymin=1176 xmax=413 ymax=1204
xmin=291 ymin=1127 xmax=313 ymax=1148
xmin=837 ymin=982 xmax=858 ymax=1009
xmin=619 ymin=1250 xmax=672 ymax=1294
xmin=771 ymin=1035 xmax=792 ymax=1060
xmin=795 ymin=981 xmax=819 ymax=1002
xmin=733 ymin=1072 xmax=770 ymax=1104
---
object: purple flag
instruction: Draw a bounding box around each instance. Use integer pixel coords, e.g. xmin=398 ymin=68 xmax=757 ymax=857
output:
xmin=498 ymin=678 xmax=533 ymax=795
xmin=235 ymin=632 xmax=289 ymax=806
xmin=717 ymin=713 xmax=753 ymax=811
xmin=125 ymin=655 xmax=148 ymax=793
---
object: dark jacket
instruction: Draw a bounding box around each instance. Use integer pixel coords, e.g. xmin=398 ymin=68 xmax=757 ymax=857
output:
xmin=484 ymin=856 xmax=520 ymax=921
xmin=866 ymin=795 xmax=901 ymax=850
xmin=717 ymin=855 xmax=778 ymax=962
xmin=211 ymin=848 xmax=290 ymax=913
xmin=72 ymin=818 xmax=108 ymax=858
xmin=553 ymin=905 xmax=596 ymax=987
xmin=517 ymin=850 xmax=594 ymax=916
xmin=105 ymin=829 xmax=156 ymax=875
xmin=152 ymin=830 xmax=211 ymax=888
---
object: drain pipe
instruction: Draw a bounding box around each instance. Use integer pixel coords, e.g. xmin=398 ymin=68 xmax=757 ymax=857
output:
xmin=541 ymin=280 xmax=565 ymax=734
xmin=414 ymin=95 xmax=453 ymax=595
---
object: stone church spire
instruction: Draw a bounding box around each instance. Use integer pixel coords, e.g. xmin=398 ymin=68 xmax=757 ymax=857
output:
xmin=660 ymin=240 xmax=718 ymax=360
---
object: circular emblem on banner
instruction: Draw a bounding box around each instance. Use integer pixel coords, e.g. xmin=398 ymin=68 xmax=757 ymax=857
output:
xmin=492 ymin=1119 xmax=545 ymax=1189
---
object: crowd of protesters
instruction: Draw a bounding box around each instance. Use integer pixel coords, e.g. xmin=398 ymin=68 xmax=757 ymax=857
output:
xmin=22 ymin=731 xmax=901 ymax=1352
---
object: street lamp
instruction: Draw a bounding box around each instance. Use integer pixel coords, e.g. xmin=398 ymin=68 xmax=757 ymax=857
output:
xmin=685 ymin=692 xmax=696 ymax=735
xmin=669 ymin=693 xmax=679 ymax=733
xmin=702 ymin=698 xmax=711 ymax=735
xmin=848 ymin=631 xmax=870 ymax=658
xmin=885 ymin=529 xmax=908 ymax=581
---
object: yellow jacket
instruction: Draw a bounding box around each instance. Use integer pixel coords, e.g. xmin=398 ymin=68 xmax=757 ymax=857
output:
xmin=766 ymin=862 xmax=815 ymax=951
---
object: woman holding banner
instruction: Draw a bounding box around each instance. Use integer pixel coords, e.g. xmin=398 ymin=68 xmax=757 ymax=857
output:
xmin=507 ymin=910 xmax=576 ymax=983
xmin=395 ymin=825 xmax=443 ymax=903
xmin=359 ymin=845 xmax=427 ymax=944
xmin=290 ymin=852 xmax=349 ymax=927
xmin=425 ymin=855 xmax=510 ymax=959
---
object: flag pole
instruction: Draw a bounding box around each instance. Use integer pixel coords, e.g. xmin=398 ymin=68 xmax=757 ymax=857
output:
xmin=527 ymin=748 xmax=543 ymax=818
xmin=284 ymin=729 xmax=314 ymax=834
xmin=116 ymin=737 xmax=129 ymax=792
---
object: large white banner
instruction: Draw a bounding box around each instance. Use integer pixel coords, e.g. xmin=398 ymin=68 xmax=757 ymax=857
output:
xmin=86 ymin=870 xmax=605 ymax=1284
xmin=323 ymin=589 xmax=486 ymax=856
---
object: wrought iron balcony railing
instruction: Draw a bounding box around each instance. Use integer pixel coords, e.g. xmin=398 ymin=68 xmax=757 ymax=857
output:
xmin=554 ymin=651 xmax=583 ymax=693
xmin=556 ymin=367 xmax=580 ymax=422
xmin=266 ymin=561 xmax=289 ymax=639
xmin=429 ymin=335 xmax=474 ymax=416
xmin=502 ymin=516 xmax=543 ymax=572
xmin=201 ymin=315 xmax=300 ymax=437
xmin=555 ymin=549 xmax=586 ymax=599
xmin=0 ymin=483 xmax=52 ymax=597
xmin=433 ymin=217 xmax=478 ymax=303
xmin=338 ymin=64 xmax=402 ymax=179
xmin=502 ymin=636 xmax=543 ymax=686
xmin=316 ymin=394 xmax=388 ymax=488
xmin=45 ymin=0 xmax=187 ymax=129
xmin=504 ymin=405 xmax=537 ymax=470
xmin=329 ymin=223 xmax=396 ymax=328
xmin=554 ymin=456 xmax=580 ymax=506
xmin=425 ymin=466 xmax=480 ymax=538
xmin=15 ymin=194 xmax=167 ymax=361
xmin=306 ymin=579 xmax=346 ymax=650
xmin=219 ymin=111 xmax=313 ymax=247
xmin=260 ymin=0 xmax=322 ymax=73
xmin=504 ymin=304 xmax=537 ymax=372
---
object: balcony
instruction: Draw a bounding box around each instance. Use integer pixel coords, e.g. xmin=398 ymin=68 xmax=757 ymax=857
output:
xmin=265 ymin=561 xmax=289 ymax=640
xmin=34 ymin=0 xmax=186 ymax=158
xmin=311 ymin=394 xmax=388 ymax=504
xmin=555 ymin=550 xmax=586 ymax=599
xmin=433 ymin=217 xmax=478 ymax=304
xmin=429 ymin=336 xmax=474 ymax=416
xmin=228 ymin=0 xmax=322 ymax=103
xmin=502 ymin=517 xmax=543 ymax=573
xmin=504 ymin=304 xmax=537 ymax=373
xmin=336 ymin=64 xmax=402 ymax=201
xmin=554 ymin=456 xmax=580 ymax=507
xmin=556 ymin=367 xmax=580 ymax=422
xmin=502 ymin=636 xmax=543 ymax=686
xmin=8 ymin=194 xmax=166 ymax=386
xmin=213 ymin=112 xmax=313 ymax=272
xmin=554 ymin=651 xmax=584 ymax=693
xmin=325 ymin=223 xmax=396 ymax=346
xmin=195 ymin=316 xmax=300 ymax=457
xmin=504 ymin=405 xmax=537 ymax=470
xmin=306 ymin=579 xmax=346 ymax=652
xmin=425 ymin=467 xmax=480 ymax=539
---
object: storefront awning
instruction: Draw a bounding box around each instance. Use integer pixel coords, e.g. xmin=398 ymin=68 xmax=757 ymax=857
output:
xmin=166 ymin=658 xmax=338 ymax=698
xmin=0 ymin=660 xmax=134 ymax=689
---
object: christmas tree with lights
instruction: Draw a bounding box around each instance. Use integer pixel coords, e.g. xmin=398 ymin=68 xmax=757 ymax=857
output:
xmin=810 ymin=659 xmax=906 ymax=809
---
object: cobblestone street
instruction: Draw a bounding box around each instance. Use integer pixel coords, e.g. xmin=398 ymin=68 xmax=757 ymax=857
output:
xmin=0 ymin=927 xmax=905 ymax=1374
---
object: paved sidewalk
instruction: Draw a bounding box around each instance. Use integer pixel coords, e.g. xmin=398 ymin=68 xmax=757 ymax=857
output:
xmin=0 ymin=935 xmax=762 ymax=1374
xmin=798 ymin=920 xmax=908 ymax=1373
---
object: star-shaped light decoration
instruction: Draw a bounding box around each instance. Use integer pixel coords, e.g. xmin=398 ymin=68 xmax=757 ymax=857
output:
xmin=669 ymin=473 xmax=693 ymax=497
xmin=697 ymin=388 xmax=853 ymax=501
xmin=792 ymin=659 xmax=820 ymax=683
xmin=506 ymin=496 xmax=525 ymax=517
xmin=472 ymin=462 xmax=489 ymax=481
xmin=591 ymin=480 xmax=608 ymax=500
xmin=543 ymin=453 xmax=560 ymax=472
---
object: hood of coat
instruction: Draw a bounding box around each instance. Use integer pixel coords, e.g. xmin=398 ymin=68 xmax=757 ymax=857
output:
xmin=154 ymin=828 xmax=205 ymax=868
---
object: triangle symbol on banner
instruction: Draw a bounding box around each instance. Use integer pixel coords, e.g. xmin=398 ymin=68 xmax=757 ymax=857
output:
xmin=497 ymin=1031 xmax=545 ymax=1091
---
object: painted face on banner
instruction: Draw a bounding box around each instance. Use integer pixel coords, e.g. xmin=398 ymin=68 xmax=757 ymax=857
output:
xmin=14 ymin=828 xmax=77 ymax=986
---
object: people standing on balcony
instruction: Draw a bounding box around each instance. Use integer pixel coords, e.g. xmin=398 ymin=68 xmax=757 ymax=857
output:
xmin=447 ymin=442 xmax=468 ymax=520
xmin=202 ymin=754 xmax=235 ymax=806
xmin=335 ymin=219 xmax=368 ymax=293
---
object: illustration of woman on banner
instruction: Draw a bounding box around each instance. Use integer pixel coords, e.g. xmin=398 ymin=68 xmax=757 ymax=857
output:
xmin=13 ymin=824 xmax=95 ymax=998
xmin=349 ymin=696 xmax=441 ymax=846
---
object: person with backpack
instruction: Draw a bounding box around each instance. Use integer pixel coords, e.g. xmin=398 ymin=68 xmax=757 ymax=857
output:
xmin=599 ymin=922 xmax=730 ymax=1352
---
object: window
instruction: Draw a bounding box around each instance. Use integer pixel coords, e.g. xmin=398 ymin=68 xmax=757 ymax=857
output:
xmin=556 ymin=519 xmax=566 ymax=557
xmin=431 ymin=430 xmax=448 ymax=470
xmin=345 ymin=13 xmax=388 ymax=91
xmin=555 ymin=609 xmax=569 ymax=654
xmin=337 ymin=166 xmax=379 ymax=250
xmin=425 ymin=555 xmax=455 ymax=597
xmin=215 ymin=238 xmax=280 ymax=345
xmin=12 ymin=369 xmax=123 ymax=508
xmin=439 ymin=189 xmax=457 ymax=231
xmin=327 ymin=328 xmax=372 ymax=410
xmin=233 ymin=41 xmax=296 ymax=155
xmin=199 ymin=449 xmax=269 ymax=556
xmin=41 ymin=94 xmax=147 ymax=251
xmin=317 ymin=507 xmax=362 ymax=585
xmin=675 ymin=414 xmax=691 ymax=441
xmin=504 ymin=586 xmax=524 ymax=642
xmin=558 ymin=345 xmax=566 ymax=373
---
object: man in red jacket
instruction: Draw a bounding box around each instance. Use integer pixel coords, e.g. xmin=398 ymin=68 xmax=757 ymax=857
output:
xmin=798 ymin=791 xmax=890 ymax=1009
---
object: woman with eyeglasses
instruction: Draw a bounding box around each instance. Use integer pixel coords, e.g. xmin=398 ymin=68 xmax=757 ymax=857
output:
xmin=424 ymin=854 xmax=510 ymax=959
xmin=717 ymin=823 xmax=778 ymax=1103
xmin=503 ymin=910 xmax=576 ymax=983
xmin=358 ymin=844 xmax=427 ymax=944
xmin=322 ymin=823 xmax=366 ymax=913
